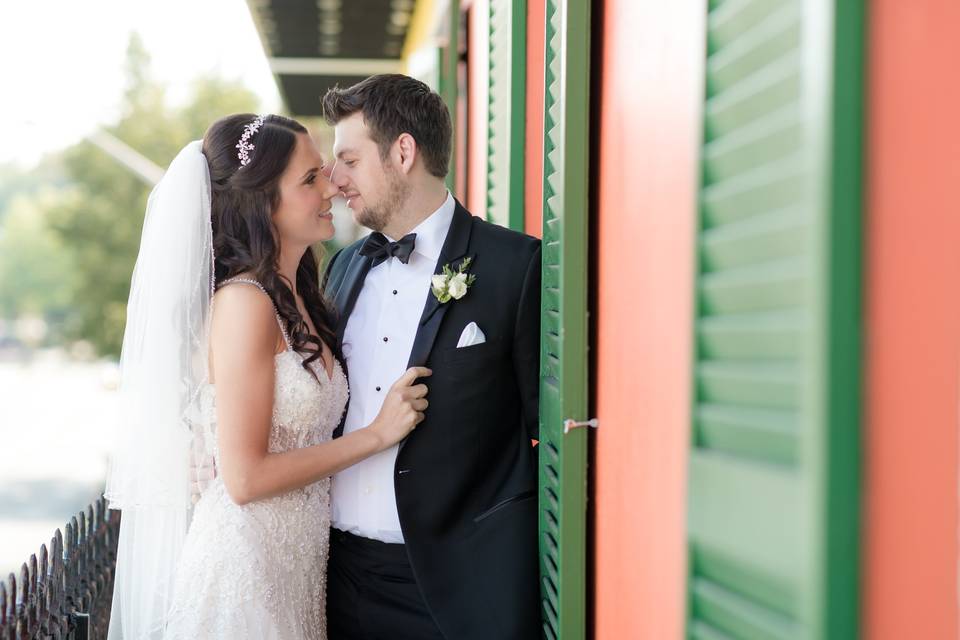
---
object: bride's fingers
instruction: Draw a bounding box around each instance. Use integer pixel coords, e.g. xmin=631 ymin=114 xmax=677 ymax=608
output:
xmin=400 ymin=384 xmax=428 ymax=401
xmin=410 ymin=398 xmax=428 ymax=411
xmin=399 ymin=367 xmax=432 ymax=386
xmin=410 ymin=384 xmax=429 ymax=398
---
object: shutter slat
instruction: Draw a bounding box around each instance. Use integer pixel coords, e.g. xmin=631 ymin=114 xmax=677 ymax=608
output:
xmin=698 ymin=362 xmax=800 ymax=409
xmin=704 ymin=107 xmax=803 ymax=181
xmin=700 ymin=206 xmax=807 ymax=271
xmin=709 ymin=0 xmax=792 ymax=51
xmin=700 ymin=257 xmax=807 ymax=315
xmin=707 ymin=5 xmax=800 ymax=95
xmin=691 ymin=543 xmax=797 ymax=619
xmin=689 ymin=620 xmax=738 ymax=640
xmin=702 ymin=157 xmax=806 ymax=225
xmin=691 ymin=578 xmax=799 ymax=639
xmin=705 ymin=54 xmax=801 ymax=140
xmin=695 ymin=404 xmax=798 ymax=465
xmin=698 ymin=310 xmax=805 ymax=359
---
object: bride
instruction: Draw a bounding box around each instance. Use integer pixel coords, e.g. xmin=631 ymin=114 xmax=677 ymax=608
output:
xmin=105 ymin=114 xmax=430 ymax=639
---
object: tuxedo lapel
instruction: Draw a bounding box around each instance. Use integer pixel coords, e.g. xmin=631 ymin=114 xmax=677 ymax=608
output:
xmin=329 ymin=248 xmax=371 ymax=439
xmin=406 ymin=202 xmax=475 ymax=368
xmin=332 ymin=248 xmax=373 ymax=346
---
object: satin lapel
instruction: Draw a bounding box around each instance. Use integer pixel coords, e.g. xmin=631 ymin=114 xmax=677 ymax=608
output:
xmin=332 ymin=248 xmax=373 ymax=347
xmin=330 ymin=249 xmax=371 ymax=440
xmin=406 ymin=202 xmax=475 ymax=369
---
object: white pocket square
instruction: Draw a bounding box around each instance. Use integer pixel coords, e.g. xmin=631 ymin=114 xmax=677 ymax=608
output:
xmin=456 ymin=321 xmax=486 ymax=348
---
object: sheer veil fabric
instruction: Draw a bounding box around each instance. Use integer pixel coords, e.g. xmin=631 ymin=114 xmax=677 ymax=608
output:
xmin=104 ymin=140 xmax=216 ymax=639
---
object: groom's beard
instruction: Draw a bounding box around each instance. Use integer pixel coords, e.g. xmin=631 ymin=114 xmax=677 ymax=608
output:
xmin=357 ymin=164 xmax=411 ymax=233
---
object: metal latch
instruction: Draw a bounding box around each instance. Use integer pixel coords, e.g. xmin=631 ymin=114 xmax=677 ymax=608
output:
xmin=563 ymin=418 xmax=599 ymax=435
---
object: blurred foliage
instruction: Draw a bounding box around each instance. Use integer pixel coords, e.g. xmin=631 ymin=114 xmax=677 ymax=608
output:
xmin=0 ymin=191 xmax=79 ymax=333
xmin=0 ymin=158 xmax=68 ymax=225
xmin=1 ymin=34 xmax=262 ymax=356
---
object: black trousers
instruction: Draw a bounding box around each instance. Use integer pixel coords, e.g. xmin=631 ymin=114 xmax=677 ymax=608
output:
xmin=327 ymin=528 xmax=446 ymax=640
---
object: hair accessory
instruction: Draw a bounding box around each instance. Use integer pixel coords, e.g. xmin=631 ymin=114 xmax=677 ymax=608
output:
xmin=236 ymin=114 xmax=266 ymax=167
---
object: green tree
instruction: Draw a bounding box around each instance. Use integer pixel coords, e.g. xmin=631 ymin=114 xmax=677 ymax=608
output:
xmin=0 ymin=157 xmax=67 ymax=225
xmin=44 ymin=34 xmax=261 ymax=356
xmin=0 ymin=191 xmax=78 ymax=335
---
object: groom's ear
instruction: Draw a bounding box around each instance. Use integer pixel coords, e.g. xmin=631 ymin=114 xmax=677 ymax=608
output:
xmin=395 ymin=133 xmax=417 ymax=175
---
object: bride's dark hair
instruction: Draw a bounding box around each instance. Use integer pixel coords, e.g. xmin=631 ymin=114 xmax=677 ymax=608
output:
xmin=202 ymin=113 xmax=338 ymax=379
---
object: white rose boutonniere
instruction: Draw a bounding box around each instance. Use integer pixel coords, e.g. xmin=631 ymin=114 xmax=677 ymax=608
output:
xmin=431 ymin=257 xmax=477 ymax=304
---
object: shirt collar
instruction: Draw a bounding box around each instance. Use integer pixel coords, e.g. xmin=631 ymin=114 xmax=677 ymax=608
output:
xmin=387 ymin=191 xmax=455 ymax=263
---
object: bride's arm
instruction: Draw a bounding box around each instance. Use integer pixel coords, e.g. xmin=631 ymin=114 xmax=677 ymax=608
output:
xmin=210 ymin=285 xmax=429 ymax=506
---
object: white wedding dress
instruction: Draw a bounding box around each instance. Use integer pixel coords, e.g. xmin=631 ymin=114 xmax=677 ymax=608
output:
xmin=163 ymin=278 xmax=349 ymax=640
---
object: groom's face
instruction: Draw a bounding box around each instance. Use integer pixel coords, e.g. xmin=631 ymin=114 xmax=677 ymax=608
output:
xmin=329 ymin=113 xmax=408 ymax=233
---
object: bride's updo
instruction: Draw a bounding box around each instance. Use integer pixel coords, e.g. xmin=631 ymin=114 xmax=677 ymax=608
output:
xmin=202 ymin=114 xmax=338 ymax=378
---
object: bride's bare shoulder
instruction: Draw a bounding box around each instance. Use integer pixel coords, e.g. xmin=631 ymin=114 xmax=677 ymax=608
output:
xmin=211 ymin=280 xmax=281 ymax=356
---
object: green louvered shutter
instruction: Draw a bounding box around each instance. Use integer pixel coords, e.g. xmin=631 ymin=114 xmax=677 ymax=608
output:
xmin=687 ymin=1 xmax=863 ymax=638
xmin=438 ymin=0 xmax=460 ymax=194
xmin=538 ymin=0 xmax=590 ymax=638
xmin=486 ymin=0 xmax=526 ymax=230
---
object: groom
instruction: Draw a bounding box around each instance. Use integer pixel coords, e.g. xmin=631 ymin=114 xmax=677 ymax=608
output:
xmin=322 ymin=74 xmax=541 ymax=639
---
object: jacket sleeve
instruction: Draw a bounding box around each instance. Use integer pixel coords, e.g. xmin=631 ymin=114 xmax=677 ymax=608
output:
xmin=512 ymin=243 xmax=542 ymax=441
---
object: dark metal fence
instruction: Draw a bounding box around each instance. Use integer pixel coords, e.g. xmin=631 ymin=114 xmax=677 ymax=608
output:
xmin=0 ymin=497 xmax=120 ymax=640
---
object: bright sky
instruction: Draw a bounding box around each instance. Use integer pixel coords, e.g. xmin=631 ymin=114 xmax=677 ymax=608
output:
xmin=0 ymin=0 xmax=282 ymax=167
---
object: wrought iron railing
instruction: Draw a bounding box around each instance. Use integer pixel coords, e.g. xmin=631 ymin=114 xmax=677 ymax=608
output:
xmin=0 ymin=496 xmax=120 ymax=640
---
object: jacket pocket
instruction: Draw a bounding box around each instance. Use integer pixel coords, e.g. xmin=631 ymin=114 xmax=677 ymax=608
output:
xmin=473 ymin=489 xmax=536 ymax=523
xmin=433 ymin=338 xmax=504 ymax=365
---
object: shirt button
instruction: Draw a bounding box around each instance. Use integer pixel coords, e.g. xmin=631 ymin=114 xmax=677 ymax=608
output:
xmin=375 ymin=386 xmax=381 ymax=392
xmin=393 ymin=290 xmax=398 ymax=295
xmin=383 ymin=336 xmax=389 ymax=342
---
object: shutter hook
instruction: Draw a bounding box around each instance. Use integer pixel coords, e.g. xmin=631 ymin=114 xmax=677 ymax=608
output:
xmin=563 ymin=418 xmax=599 ymax=435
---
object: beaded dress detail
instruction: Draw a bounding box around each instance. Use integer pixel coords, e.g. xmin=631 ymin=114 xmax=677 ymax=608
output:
xmin=164 ymin=278 xmax=348 ymax=640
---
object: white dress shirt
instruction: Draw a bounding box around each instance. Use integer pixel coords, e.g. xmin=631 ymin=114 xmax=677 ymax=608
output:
xmin=331 ymin=192 xmax=456 ymax=543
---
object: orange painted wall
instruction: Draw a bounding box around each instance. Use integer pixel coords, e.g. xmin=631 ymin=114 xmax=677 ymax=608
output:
xmin=591 ymin=2 xmax=703 ymax=638
xmin=465 ymin=0 xmax=489 ymax=217
xmin=864 ymin=2 xmax=960 ymax=638
xmin=523 ymin=0 xmax=545 ymax=238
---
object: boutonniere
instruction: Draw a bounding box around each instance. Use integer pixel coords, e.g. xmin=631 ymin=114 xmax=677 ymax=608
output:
xmin=431 ymin=257 xmax=477 ymax=304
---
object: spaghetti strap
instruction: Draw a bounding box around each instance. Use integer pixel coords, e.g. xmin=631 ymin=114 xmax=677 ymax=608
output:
xmin=217 ymin=277 xmax=292 ymax=351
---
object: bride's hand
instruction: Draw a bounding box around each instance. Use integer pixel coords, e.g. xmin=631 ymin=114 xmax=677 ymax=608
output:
xmin=190 ymin=454 xmax=217 ymax=504
xmin=368 ymin=366 xmax=432 ymax=450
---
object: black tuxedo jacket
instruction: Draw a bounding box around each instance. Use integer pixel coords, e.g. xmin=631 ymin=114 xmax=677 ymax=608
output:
xmin=324 ymin=200 xmax=541 ymax=639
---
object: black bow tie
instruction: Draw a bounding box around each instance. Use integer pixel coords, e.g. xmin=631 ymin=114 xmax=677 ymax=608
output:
xmin=359 ymin=232 xmax=417 ymax=267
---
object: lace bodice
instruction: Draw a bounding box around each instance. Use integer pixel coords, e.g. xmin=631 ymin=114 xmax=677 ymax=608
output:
xmin=200 ymin=349 xmax=348 ymax=459
xmin=163 ymin=278 xmax=348 ymax=640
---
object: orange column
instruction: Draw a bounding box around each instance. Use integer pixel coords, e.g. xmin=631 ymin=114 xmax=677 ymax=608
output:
xmin=524 ymin=0 xmax=545 ymax=238
xmin=592 ymin=3 xmax=703 ymax=638
xmin=464 ymin=0 xmax=489 ymax=217
xmin=864 ymin=3 xmax=960 ymax=638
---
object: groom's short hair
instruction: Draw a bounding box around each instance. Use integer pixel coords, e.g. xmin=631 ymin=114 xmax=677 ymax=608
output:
xmin=322 ymin=74 xmax=452 ymax=178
